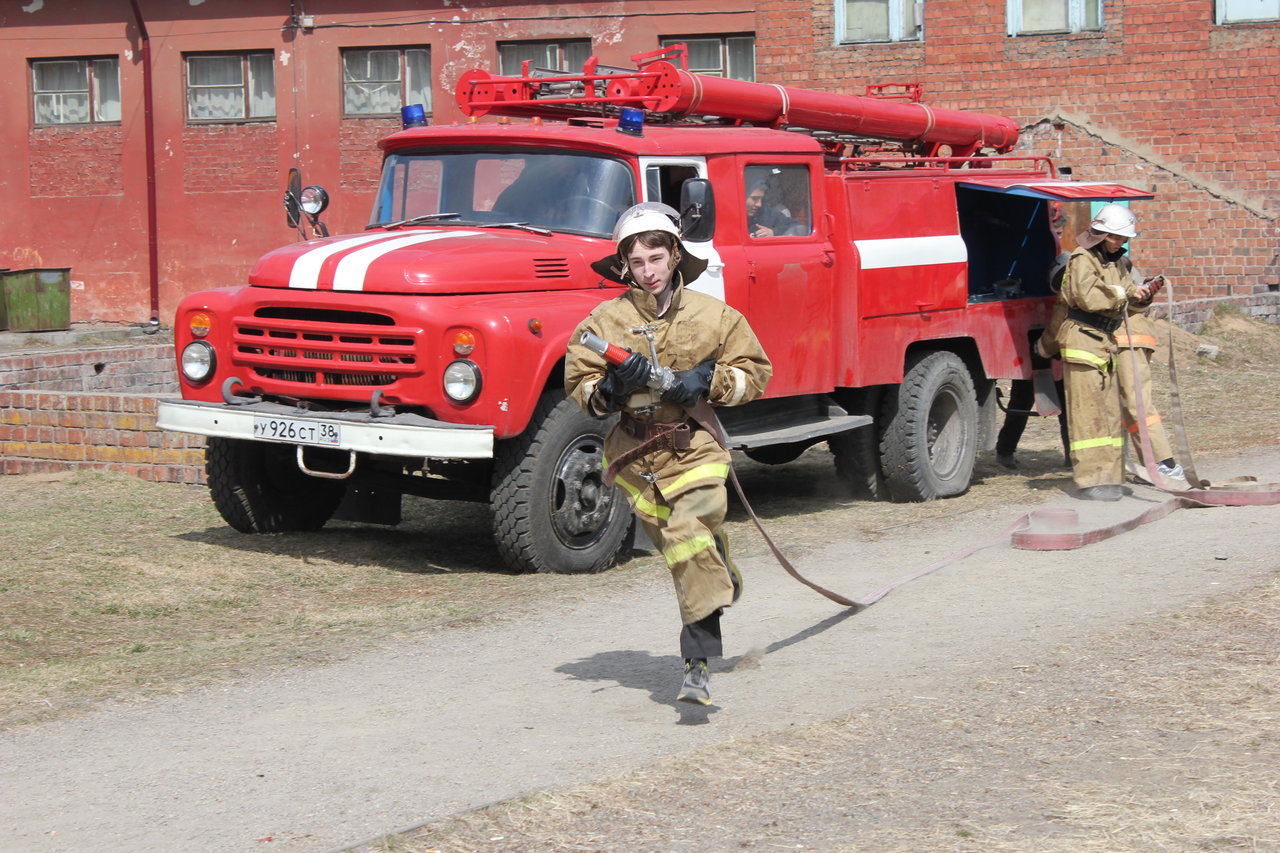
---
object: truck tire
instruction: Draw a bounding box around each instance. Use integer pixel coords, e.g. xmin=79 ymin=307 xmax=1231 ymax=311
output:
xmin=491 ymin=390 xmax=629 ymax=574
xmin=878 ymin=351 xmax=978 ymax=502
xmin=828 ymin=387 xmax=887 ymax=500
xmin=205 ymin=437 xmax=346 ymax=533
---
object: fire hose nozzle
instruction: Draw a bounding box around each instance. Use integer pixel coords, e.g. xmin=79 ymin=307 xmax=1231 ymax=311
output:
xmin=579 ymin=331 xmax=630 ymax=365
xmin=579 ymin=330 xmax=675 ymax=393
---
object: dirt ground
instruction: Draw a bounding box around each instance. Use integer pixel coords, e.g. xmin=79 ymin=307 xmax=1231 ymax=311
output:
xmin=2 ymin=312 xmax=1279 ymax=853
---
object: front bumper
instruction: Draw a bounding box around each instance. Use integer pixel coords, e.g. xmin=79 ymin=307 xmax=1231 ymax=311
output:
xmin=156 ymin=399 xmax=494 ymax=460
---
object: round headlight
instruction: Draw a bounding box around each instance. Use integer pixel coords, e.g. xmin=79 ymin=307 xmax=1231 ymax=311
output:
xmin=180 ymin=341 xmax=216 ymax=383
xmin=300 ymin=185 xmax=329 ymax=216
xmin=442 ymin=359 xmax=481 ymax=403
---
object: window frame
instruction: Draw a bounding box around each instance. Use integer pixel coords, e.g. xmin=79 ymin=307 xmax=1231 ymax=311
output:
xmin=341 ymin=46 xmax=432 ymax=119
xmin=1215 ymin=0 xmax=1280 ymax=24
xmin=1007 ymin=0 xmax=1104 ymax=35
xmin=659 ymin=34 xmax=756 ymax=81
xmin=835 ymin=0 xmax=923 ymax=45
xmin=184 ymin=51 xmax=276 ymax=124
xmin=30 ymin=56 xmax=121 ymax=126
xmin=496 ymin=39 xmax=592 ymax=75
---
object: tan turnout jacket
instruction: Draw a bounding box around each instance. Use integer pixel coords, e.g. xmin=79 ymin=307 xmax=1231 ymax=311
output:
xmin=565 ymin=266 xmax=771 ymax=623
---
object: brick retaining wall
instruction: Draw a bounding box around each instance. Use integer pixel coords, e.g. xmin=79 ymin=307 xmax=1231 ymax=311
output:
xmin=0 ymin=389 xmax=206 ymax=484
xmin=1150 ymin=291 xmax=1280 ymax=331
xmin=0 ymin=343 xmax=178 ymax=394
xmin=0 ymin=343 xmax=206 ymax=485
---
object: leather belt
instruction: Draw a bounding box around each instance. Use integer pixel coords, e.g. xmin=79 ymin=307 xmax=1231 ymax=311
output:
xmin=604 ymin=415 xmax=696 ymax=487
xmin=617 ymin=413 xmax=694 ymax=449
xmin=1067 ymin=306 xmax=1122 ymax=334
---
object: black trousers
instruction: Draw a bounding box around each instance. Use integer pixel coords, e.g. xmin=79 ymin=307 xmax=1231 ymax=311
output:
xmin=997 ymin=378 xmax=1070 ymax=462
xmin=680 ymin=609 xmax=722 ymax=660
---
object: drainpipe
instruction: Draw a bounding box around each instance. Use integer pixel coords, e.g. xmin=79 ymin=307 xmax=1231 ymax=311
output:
xmin=127 ymin=0 xmax=161 ymax=329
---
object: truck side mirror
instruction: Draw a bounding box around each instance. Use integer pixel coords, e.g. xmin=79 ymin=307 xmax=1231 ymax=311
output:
xmin=679 ymin=179 xmax=715 ymax=242
xmin=284 ymin=168 xmax=302 ymax=230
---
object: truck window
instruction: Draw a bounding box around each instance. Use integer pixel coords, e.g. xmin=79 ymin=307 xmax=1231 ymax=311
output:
xmin=744 ymin=164 xmax=811 ymax=238
xmin=370 ymin=150 xmax=636 ymax=237
xmin=644 ymin=164 xmax=699 ymax=209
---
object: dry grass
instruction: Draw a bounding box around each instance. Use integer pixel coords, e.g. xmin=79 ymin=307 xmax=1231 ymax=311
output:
xmin=358 ymin=577 xmax=1280 ymax=853
xmin=0 ymin=472 xmax=607 ymax=728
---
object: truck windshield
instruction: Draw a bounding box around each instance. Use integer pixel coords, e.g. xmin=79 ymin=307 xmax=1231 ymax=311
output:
xmin=369 ymin=150 xmax=637 ymax=237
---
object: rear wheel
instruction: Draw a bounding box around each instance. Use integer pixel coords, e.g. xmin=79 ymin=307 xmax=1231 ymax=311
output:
xmin=491 ymin=391 xmax=630 ymax=574
xmin=205 ymin=437 xmax=347 ymax=532
xmin=879 ymin=351 xmax=978 ymax=501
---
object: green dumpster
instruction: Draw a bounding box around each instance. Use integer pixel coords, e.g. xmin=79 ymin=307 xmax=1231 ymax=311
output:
xmin=0 ymin=268 xmax=72 ymax=332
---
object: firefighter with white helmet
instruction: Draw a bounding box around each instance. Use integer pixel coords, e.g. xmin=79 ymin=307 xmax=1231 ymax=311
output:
xmin=1090 ymin=207 xmax=1187 ymax=484
xmin=1048 ymin=202 xmax=1164 ymax=500
xmin=565 ymin=203 xmax=772 ymax=705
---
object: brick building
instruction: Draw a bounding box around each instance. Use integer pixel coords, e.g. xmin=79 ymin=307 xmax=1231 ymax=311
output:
xmin=2 ymin=1 xmax=1277 ymax=328
xmin=1 ymin=1 xmax=756 ymax=326
xmin=759 ymin=0 xmax=1279 ymax=322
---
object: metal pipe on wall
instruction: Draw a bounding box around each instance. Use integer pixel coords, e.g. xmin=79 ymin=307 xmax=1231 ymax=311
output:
xmin=127 ymin=0 xmax=161 ymax=327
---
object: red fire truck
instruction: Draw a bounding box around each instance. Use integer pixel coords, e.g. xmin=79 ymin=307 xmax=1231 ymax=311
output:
xmin=157 ymin=47 xmax=1151 ymax=574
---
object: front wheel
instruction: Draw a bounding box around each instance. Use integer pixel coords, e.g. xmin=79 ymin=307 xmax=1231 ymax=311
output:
xmin=205 ymin=437 xmax=347 ymax=532
xmin=878 ymin=351 xmax=978 ymax=502
xmin=491 ymin=391 xmax=630 ymax=574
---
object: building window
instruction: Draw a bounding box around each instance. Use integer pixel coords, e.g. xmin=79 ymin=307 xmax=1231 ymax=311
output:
xmin=660 ymin=36 xmax=756 ymax=81
xmin=498 ymin=40 xmax=591 ymax=75
xmin=343 ymin=47 xmax=432 ymax=117
xmin=31 ymin=57 xmax=120 ymax=125
xmin=1216 ymin=0 xmax=1280 ymax=23
xmin=186 ymin=53 xmax=275 ymax=122
xmin=1007 ymin=0 xmax=1102 ymax=35
xmin=837 ymin=1 xmax=922 ymax=43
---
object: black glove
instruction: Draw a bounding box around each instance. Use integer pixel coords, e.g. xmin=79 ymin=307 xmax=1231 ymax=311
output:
xmin=596 ymin=351 xmax=651 ymax=411
xmin=661 ymin=359 xmax=716 ymax=407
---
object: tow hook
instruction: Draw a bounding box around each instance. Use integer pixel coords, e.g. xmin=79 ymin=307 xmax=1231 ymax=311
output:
xmin=221 ymin=377 xmax=262 ymax=405
xmin=296 ymin=446 xmax=357 ymax=480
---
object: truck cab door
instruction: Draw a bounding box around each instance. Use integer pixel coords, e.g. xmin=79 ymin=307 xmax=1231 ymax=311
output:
xmin=733 ymin=160 xmax=835 ymax=396
xmin=638 ymin=157 xmax=726 ymax=301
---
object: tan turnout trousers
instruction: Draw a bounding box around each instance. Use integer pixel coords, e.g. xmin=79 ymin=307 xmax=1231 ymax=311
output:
xmin=1114 ymin=311 xmax=1174 ymax=465
xmin=1053 ymin=245 xmax=1140 ymax=489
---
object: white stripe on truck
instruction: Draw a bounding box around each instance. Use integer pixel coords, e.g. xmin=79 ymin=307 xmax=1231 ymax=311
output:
xmin=854 ymin=235 xmax=967 ymax=270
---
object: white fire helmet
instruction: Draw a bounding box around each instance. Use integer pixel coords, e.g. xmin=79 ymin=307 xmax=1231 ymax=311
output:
xmin=612 ymin=202 xmax=682 ymax=247
xmin=1089 ymin=203 xmax=1138 ymax=239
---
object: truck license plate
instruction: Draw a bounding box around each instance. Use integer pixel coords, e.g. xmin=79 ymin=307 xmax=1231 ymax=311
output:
xmin=252 ymin=416 xmax=342 ymax=446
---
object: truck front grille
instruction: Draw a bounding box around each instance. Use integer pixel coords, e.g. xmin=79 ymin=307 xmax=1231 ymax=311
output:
xmin=234 ymin=307 xmax=418 ymax=390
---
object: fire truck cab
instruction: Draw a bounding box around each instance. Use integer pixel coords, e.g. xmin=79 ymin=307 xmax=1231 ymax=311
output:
xmin=158 ymin=48 xmax=1152 ymax=574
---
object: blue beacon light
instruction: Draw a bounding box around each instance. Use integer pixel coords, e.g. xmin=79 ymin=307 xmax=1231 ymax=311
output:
xmin=617 ymin=107 xmax=645 ymax=136
xmin=401 ymin=104 xmax=427 ymax=129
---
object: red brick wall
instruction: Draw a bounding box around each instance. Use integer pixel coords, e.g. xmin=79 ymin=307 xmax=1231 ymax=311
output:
xmin=183 ymin=124 xmax=278 ymax=192
xmin=756 ymin=0 xmax=1280 ymax=314
xmin=0 ymin=390 xmax=206 ymax=485
xmin=340 ymin=118 xmax=400 ymax=193
xmin=29 ymin=125 xmax=125 ymax=198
